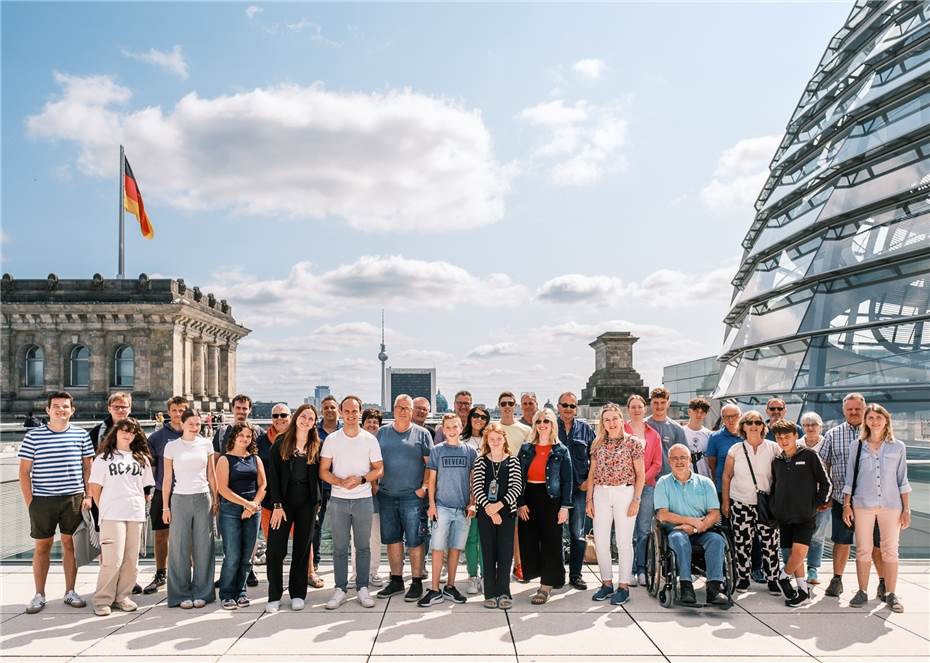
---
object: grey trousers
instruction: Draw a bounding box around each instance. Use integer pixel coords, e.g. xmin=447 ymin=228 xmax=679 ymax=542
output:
xmin=167 ymin=493 xmax=216 ymax=606
xmin=329 ymin=496 xmax=373 ymax=591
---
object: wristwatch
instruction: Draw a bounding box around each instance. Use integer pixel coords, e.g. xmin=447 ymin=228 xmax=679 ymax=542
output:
xmin=360 ymin=476 xmax=367 ymax=484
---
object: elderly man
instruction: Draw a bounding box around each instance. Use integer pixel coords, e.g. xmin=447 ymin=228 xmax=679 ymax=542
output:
xmin=654 ymin=443 xmax=728 ymax=606
xmin=706 ymin=404 xmax=742 ymax=496
xmin=412 ymin=397 xmax=436 ymax=441
xmin=556 ymin=391 xmax=594 ymax=591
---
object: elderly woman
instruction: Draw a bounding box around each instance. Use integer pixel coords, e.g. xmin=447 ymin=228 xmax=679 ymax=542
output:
xmin=517 ymin=408 xmax=574 ymax=604
xmin=843 ymin=404 xmax=911 ymax=613
xmin=722 ymin=411 xmax=784 ymax=596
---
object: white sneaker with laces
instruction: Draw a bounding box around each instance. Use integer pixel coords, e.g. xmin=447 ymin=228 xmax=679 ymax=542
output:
xmin=467 ymin=576 xmax=480 ymax=595
xmin=63 ymin=590 xmax=86 ymax=608
xmin=291 ymin=597 xmax=305 ymax=610
xmin=265 ymin=600 xmax=280 ymax=613
xmin=325 ymin=588 xmax=347 ymax=610
xmin=369 ymin=573 xmax=384 ymax=587
xmin=358 ymin=587 xmax=375 ymax=608
xmin=25 ymin=593 xmax=46 ymax=614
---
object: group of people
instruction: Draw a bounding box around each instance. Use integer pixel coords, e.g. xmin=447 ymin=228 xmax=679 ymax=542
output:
xmin=18 ymin=387 xmax=911 ymax=617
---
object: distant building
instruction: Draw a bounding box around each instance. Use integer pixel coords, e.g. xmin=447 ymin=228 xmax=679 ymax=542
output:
xmin=303 ymin=384 xmax=332 ymax=410
xmin=0 ymin=273 xmax=250 ymax=419
xmin=250 ymin=401 xmax=281 ymax=419
xmin=662 ymin=356 xmax=722 ymax=422
xmin=386 ymin=367 xmax=436 ymax=413
xmin=436 ymin=390 xmax=449 ymax=413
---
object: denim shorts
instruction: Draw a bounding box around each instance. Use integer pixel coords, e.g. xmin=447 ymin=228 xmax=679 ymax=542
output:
xmin=430 ymin=505 xmax=470 ymax=552
xmin=377 ymin=492 xmax=426 ymax=547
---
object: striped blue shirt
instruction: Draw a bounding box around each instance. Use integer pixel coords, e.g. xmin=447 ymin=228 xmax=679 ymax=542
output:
xmin=18 ymin=425 xmax=94 ymax=496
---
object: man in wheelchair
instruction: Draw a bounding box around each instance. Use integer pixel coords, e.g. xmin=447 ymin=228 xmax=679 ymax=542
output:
xmin=653 ymin=444 xmax=729 ymax=607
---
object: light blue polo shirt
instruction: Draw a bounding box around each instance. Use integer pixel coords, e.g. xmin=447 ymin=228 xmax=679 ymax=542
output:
xmin=654 ymin=471 xmax=720 ymax=527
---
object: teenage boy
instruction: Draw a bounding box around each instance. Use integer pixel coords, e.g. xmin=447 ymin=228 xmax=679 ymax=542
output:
xmin=418 ymin=414 xmax=478 ymax=607
xmin=682 ymin=397 xmax=712 ymax=479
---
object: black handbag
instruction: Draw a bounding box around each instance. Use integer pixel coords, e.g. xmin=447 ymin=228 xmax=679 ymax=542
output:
xmin=742 ymin=443 xmax=777 ymax=526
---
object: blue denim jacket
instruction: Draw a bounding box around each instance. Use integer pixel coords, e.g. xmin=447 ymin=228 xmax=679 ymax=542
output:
xmin=517 ymin=442 xmax=574 ymax=508
xmin=557 ymin=418 xmax=595 ymax=488
xmin=843 ymin=438 xmax=911 ymax=510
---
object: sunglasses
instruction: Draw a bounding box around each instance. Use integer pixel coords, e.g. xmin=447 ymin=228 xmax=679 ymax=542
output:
xmin=744 ymin=420 xmax=764 ymax=426
xmin=768 ymin=406 xmax=785 ymax=412
xmin=536 ymin=420 xmax=552 ymax=426
xmin=271 ymin=413 xmax=289 ymax=419
xmin=471 ymin=413 xmax=490 ymax=421
xmin=559 ymin=403 xmax=577 ymax=409
xmin=499 ymin=401 xmax=515 ymax=407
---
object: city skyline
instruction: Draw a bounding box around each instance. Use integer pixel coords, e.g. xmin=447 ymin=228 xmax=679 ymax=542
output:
xmin=1 ymin=2 xmax=854 ymax=406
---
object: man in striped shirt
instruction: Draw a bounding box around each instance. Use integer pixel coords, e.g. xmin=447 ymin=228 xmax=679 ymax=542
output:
xmin=18 ymin=391 xmax=95 ymax=614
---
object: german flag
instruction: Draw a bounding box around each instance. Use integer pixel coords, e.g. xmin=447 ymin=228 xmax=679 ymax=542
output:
xmin=123 ymin=156 xmax=154 ymax=239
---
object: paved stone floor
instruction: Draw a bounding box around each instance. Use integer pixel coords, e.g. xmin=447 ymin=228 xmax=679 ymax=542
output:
xmin=0 ymin=561 xmax=927 ymax=662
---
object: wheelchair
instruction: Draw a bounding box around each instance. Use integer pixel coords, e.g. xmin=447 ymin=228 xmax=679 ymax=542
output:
xmin=644 ymin=521 xmax=735 ymax=609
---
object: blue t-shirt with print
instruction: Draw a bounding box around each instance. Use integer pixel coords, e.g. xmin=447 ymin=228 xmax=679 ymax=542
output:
xmin=428 ymin=442 xmax=477 ymax=509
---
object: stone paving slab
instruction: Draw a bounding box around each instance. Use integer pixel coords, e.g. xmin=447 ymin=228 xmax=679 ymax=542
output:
xmin=509 ymin=611 xmax=659 ymax=656
xmin=762 ymin=612 xmax=930 ymax=657
xmin=0 ymin=612 xmax=136 ymax=657
xmin=372 ymin=608 xmax=513 ymax=656
xmin=225 ymin=612 xmax=381 ymax=656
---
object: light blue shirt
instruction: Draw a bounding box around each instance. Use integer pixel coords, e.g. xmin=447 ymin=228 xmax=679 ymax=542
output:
xmin=654 ymin=470 xmax=720 ymax=528
xmin=843 ymin=438 xmax=911 ymax=510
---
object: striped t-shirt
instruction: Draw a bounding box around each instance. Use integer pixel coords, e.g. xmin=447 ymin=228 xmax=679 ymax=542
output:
xmin=18 ymin=424 xmax=94 ymax=496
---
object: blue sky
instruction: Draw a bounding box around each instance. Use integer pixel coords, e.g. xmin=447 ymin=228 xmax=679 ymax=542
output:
xmin=1 ymin=1 xmax=853 ymax=407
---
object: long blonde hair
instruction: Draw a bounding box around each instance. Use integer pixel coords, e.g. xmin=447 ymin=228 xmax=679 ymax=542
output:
xmin=591 ymin=403 xmax=626 ymax=454
xmin=860 ymin=403 xmax=895 ymax=442
xmin=480 ymin=422 xmax=512 ymax=456
xmin=529 ymin=408 xmax=559 ymax=445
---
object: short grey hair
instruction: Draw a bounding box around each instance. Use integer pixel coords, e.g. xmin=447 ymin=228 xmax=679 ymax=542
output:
xmin=843 ymin=392 xmax=866 ymax=404
xmin=721 ymin=403 xmax=741 ymax=415
xmin=799 ymin=411 xmax=822 ymax=426
xmin=271 ymin=403 xmax=290 ymax=414
xmin=394 ymin=394 xmax=414 ymax=408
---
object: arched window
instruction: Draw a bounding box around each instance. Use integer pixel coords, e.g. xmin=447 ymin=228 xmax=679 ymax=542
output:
xmin=25 ymin=346 xmax=44 ymax=387
xmin=69 ymin=346 xmax=90 ymax=387
xmin=114 ymin=345 xmax=134 ymax=387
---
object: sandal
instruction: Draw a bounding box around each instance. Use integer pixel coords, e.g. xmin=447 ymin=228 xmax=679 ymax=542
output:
xmin=308 ymin=574 xmax=324 ymax=589
xmin=530 ymin=589 xmax=550 ymax=605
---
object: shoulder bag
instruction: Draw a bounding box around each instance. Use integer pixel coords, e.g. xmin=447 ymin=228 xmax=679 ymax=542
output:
xmin=742 ymin=443 xmax=777 ymax=526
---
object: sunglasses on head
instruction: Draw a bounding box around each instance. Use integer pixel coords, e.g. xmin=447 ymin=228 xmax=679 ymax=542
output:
xmin=272 ymin=413 xmax=289 ymax=419
xmin=559 ymin=403 xmax=577 ymax=409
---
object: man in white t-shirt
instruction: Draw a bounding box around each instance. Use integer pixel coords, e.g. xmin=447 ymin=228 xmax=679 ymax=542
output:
xmin=320 ymin=395 xmax=384 ymax=610
xmin=682 ymin=397 xmax=712 ymax=479
xmin=496 ymin=391 xmax=531 ymax=447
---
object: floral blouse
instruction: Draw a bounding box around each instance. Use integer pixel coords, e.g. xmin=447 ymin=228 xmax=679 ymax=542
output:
xmin=592 ymin=435 xmax=643 ymax=486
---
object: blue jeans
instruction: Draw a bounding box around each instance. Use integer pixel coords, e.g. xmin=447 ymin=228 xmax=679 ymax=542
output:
xmin=567 ymin=488 xmax=587 ymax=581
xmin=632 ymin=485 xmax=655 ymax=574
xmin=217 ymin=500 xmax=259 ymax=600
xmin=781 ymin=508 xmax=831 ymax=571
xmin=666 ymin=529 xmax=725 ymax=582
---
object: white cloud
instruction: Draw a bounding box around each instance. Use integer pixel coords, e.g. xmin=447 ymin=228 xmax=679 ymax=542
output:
xmin=572 ymin=58 xmax=606 ymax=81
xmin=245 ymin=6 xmax=263 ymax=19
xmin=467 ymin=342 xmax=520 ymax=358
xmin=26 ymin=74 xmax=514 ymax=232
xmin=536 ymin=274 xmax=628 ymax=303
xmin=121 ymin=45 xmax=189 ymax=79
xmin=700 ymin=135 xmax=780 ymax=210
xmin=205 ymin=255 xmax=530 ymax=325
xmin=517 ymin=99 xmax=627 ymax=186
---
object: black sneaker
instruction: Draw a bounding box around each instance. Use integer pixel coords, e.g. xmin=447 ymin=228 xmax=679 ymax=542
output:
xmin=143 ymin=572 xmax=166 ymax=595
xmin=417 ymin=589 xmax=444 ymax=607
xmin=404 ymin=577 xmax=424 ymax=602
xmin=825 ymin=575 xmax=843 ymax=597
xmin=377 ymin=575 xmax=405 ymax=599
xmin=442 ymin=585 xmax=466 ymax=604
xmin=767 ymin=580 xmax=782 ymax=596
xmin=777 ymin=577 xmax=797 ymax=600
xmin=569 ymin=576 xmax=588 ymax=591
xmin=706 ymin=580 xmax=728 ymax=606
xmin=679 ymin=580 xmax=697 ymax=604
xmin=246 ymin=569 xmax=259 ymax=587
xmin=876 ymin=577 xmax=886 ymax=601
xmin=735 ymin=578 xmax=750 ymax=591
xmin=785 ymin=589 xmax=809 ymax=607
xmin=131 ymin=584 xmax=143 ymax=595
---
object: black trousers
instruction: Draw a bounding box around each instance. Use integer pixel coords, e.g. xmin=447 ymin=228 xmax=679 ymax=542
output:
xmin=518 ymin=483 xmax=565 ymax=588
xmin=478 ymin=509 xmax=515 ymax=599
xmin=312 ymin=490 xmax=329 ymax=567
xmin=266 ymin=498 xmax=318 ymax=602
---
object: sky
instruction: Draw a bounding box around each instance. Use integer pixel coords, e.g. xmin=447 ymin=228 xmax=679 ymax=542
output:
xmin=1 ymin=1 xmax=855 ymax=408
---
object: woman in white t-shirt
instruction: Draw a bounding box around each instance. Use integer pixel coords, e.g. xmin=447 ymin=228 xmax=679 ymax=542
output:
xmin=722 ymin=411 xmax=783 ymax=595
xmin=162 ymin=409 xmax=217 ymax=609
xmin=89 ymin=419 xmax=155 ymax=616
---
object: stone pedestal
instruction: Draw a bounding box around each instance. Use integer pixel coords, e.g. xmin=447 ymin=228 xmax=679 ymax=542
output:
xmin=580 ymin=332 xmax=649 ymax=407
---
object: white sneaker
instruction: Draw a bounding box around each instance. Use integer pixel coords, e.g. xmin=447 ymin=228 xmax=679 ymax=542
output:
xmin=25 ymin=593 xmax=46 ymax=614
xmin=265 ymin=600 xmax=280 ymax=613
xmin=325 ymin=588 xmax=347 ymax=610
xmin=467 ymin=576 xmax=480 ymax=595
xmin=369 ymin=573 xmax=384 ymax=587
xmin=63 ymin=590 xmax=86 ymax=608
xmin=358 ymin=587 xmax=375 ymax=608
xmin=291 ymin=597 xmax=305 ymax=610
xmin=637 ymin=573 xmax=647 ymax=587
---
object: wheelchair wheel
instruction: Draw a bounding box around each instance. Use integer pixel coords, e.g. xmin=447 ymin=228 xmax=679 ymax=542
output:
xmin=723 ymin=537 xmax=737 ymax=603
xmin=659 ymin=579 xmax=675 ymax=608
xmin=645 ymin=531 xmax=659 ymax=597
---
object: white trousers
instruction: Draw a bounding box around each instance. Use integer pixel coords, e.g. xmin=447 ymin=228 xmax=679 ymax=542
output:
xmin=593 ymin=484 xmax=636 ymax=586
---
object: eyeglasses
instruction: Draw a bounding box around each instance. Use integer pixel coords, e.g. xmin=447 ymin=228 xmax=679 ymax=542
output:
xmin=499 ymin=401 xmax=515 ymax=407
xmin=471 ymin=413 xmax=490 ymax=421
xmin=455 ymin=401 xmax=471 ymax=407
xmin=536 ymin=420 xmax=552 ymax=426
xmin=111 ymin=405 xmax=131 ymax=411
xmin=271 ymin=413 xmax=289 ymax=419
xmin=559 ymin=403 xmax=577 ymax=409
xmin=744 ymin=420 xmax=764 ymax=426
xmin=767 ymin=406 xmax=785 ymax=412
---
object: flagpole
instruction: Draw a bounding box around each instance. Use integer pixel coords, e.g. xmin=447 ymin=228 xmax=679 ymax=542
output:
xmin=118 ymin=144 xmax=126 ymax=279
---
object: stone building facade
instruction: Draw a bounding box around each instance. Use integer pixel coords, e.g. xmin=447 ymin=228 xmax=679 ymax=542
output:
xmin=0 ymin=273 xmax=250 ymax=419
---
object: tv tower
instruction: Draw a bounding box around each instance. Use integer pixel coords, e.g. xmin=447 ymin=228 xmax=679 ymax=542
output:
xmin=378 ymin=309 xmax=388 ymax=410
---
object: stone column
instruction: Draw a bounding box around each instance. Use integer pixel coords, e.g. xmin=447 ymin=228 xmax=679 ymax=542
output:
xmin=219 ymin=345 xmax=230 ymax=402
xmin=192 ymin=338 xmax=205 ymax=398
xmin=207 ymin=342 xmax=220 ymax=398
xmin=183 ymin=332 xmax=193 ymax=399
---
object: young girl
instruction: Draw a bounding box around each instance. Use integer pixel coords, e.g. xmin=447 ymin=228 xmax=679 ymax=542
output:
xmin=216 ymin=423 xmax=266 ymax=609
xmin=462 ymin=405 xmax=491 ymax=594
xmin=472 ymin=422 xmax=522 ymax=609
xmin=89 ymin=419 xmax=154 ymax=616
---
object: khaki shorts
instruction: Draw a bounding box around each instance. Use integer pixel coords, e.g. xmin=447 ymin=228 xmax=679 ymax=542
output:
xmin=29 ymin=494 xmax=84 ymax=539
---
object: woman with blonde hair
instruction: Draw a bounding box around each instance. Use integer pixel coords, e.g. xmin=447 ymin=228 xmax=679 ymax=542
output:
xmin=843 ymin=403 xmax=911 ymax=612
xmin=472 ymin=422 xmax=523 ymax=609
xmin=516 ymin=408 xmax=573 ymax=604
xmin=586 ymin=404 xmax=644 ymax=605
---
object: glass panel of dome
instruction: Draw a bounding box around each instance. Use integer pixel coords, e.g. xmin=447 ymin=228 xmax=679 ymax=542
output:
xmin=750 ymin=194 xmax=830 ymax=256
xmin=717 ymin=341 xmax=809 ymax=396
xmin=834 ymin=89 xmax=930 ymax=164
xmin=735 ymin=241 xmax=821 ymax=305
